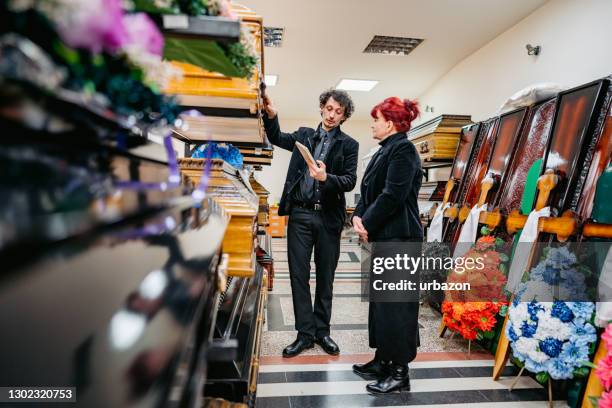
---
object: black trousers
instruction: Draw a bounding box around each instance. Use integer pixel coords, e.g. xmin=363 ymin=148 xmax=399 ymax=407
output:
xmin=368 ymin=239 xmax=421 ymax=364
xmin=287 ymin=207 xmax=341 ymax=340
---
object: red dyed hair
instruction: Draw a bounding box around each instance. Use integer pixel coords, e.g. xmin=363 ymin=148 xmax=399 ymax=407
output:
xmin=370 ymin=97 xmax=420 ymax=133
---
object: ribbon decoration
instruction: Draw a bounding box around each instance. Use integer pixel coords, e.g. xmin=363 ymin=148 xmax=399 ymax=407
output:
xmin=114 ymin=131 xmax=181 ymax=191
xmin=453 ymin=204 xmax=487 ymax=258
xmin=180 ymin=109 xmax=213 ymax=204
xmin=427 ymin=202 xmax=451 ymax=243
xmin=505 ymin=206 xmax=551 ymax=293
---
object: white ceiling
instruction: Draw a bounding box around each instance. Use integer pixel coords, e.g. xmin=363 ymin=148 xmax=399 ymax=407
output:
xmin=239 ymin=0 xmax=548 ymax=121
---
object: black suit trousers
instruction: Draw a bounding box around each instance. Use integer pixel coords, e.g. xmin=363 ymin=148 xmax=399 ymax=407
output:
xmin=287 ymin=207 xmax=341 ymax=340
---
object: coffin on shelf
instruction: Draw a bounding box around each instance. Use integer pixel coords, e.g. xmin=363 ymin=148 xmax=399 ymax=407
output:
xmin=408 ymin=114 xmax=473 ymax=162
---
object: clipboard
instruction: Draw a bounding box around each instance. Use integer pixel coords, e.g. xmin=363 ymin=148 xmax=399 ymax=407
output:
xmin=295 ymin=141 xmax=317 ymax=167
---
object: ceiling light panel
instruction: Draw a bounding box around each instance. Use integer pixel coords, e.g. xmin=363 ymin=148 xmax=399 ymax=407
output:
xmin=264 ymin=75 xmax=278 ymax=86
xmin=363 ymin=35 xmax=424 ymax=56
xmin=336 ymin=79 xmax=378 ymax=92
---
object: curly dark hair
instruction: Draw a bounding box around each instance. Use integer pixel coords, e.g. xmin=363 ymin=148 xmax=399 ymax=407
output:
xmin=319 ymin=88 xmax=355 ymax=123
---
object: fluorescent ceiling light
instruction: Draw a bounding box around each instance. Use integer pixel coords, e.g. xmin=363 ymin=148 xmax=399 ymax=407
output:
xmin=336 ymin=79 xmax=378 ymax=92
xmin=265 ymin=74 xmax=278 ymax=86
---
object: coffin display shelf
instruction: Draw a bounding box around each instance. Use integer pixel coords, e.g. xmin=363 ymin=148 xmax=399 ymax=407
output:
xmin=150 ymin=13 xmax=241 ymax=43
xmin=163 ymin=2 xmax=267 ymax=151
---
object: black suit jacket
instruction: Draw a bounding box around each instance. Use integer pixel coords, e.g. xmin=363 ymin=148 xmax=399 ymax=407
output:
xmin=263 ymin=115 xmax=359 ymax=234
xmin=354 ymin=132 xmax=423 ymax=241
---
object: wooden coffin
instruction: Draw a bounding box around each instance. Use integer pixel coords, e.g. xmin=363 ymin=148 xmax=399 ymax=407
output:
xmin=449 ymin=108 xmax=528 ymax=246
xmin=249 ymin=174 xmax=270 ymax=227
xmin=494 ymin=99 xmax=556 ymax=212
xmin=180 ymin=158 xmax=258 ymax=278
xmin=439 ymin=123 xmax=481 ymax=221
xmin=449 ymin=124 xmax=482 ymax=194
xmin=240 ymin=146 xmax=273 ymax=166
xmin=173 ymin=115 xmax=265 ymax=145
xmin=443 ymin=118 xmax=499 ymax=242
xmin=408 ymin=114 xmax=472 ymax=162
xmin=478 ymin=99 xmax=556 ymax=232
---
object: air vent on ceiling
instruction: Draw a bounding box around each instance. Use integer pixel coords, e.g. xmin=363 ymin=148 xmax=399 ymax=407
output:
xmin=363 ymin=35 xmax=424 ymax=56
xmin=264 ymin=27 xmax=284 ymax=47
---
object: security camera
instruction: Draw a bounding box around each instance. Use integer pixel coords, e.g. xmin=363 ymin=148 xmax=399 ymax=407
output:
xmin=526 ymin=44 xmax=541 ymax=56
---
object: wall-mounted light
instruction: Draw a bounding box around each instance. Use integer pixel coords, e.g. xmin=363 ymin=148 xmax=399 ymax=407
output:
xmin=526 ymin=44 xmax=541 ymax=56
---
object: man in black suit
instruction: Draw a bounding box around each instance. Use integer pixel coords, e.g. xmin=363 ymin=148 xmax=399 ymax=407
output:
xmin=262 ymin=89 xmax=359 ymax=357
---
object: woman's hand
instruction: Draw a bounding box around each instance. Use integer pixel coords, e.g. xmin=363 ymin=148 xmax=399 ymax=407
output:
xmin=352 ymin=216 xmax=368 ymax=243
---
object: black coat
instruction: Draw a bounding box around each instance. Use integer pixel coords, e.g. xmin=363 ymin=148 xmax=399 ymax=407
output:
xmin=263 ymin=115 xmax=359 ymax=234
xmin=354 ymin=132 xmax=423 ymax=241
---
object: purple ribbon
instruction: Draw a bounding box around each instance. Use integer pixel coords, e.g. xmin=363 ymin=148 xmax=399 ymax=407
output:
xmin=183 ymin=110 xmax=212 ymax=204
xmin=113 ymin=109 xmax=212 ymax=205
xmin=115 ymin=132 xmax=181 ymax=191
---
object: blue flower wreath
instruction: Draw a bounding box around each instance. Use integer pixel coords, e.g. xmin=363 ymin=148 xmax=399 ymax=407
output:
xmin=192 ymin=142 xmax=244 ymax=169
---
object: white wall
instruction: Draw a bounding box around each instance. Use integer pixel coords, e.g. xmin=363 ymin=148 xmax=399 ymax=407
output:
xmin=253 ymin=118 xmax=379 ymax=206
xmin=416 ymin=0 xmax=612 ymax=124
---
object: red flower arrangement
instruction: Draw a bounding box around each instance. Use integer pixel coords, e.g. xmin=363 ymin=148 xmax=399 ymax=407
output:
xmin=442 ymin=301 xmax=506 ymax=340
xmin=442 ymin=235 xmax=509 ymax=341
xmin=596 ymin=324 xmax=612 ymax=408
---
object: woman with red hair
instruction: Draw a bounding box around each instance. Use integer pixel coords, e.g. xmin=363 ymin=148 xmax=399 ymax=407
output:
xmin=351 ymin=97 xmax=423 ymax=394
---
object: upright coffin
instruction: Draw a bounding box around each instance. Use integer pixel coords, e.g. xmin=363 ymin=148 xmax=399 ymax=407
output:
xmin=492 ymin=77 xmax=612 ymax=383
xmin=443 ymin=117 xmax=499 ymax=244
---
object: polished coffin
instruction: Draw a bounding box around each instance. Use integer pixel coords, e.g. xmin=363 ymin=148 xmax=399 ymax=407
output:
xmin=205 ymin=266 xmax=267 ymax=405
xmin=446 ymin=108 xmax=527 ymax=246
xmin=477 ymin=99 xmax=556 ymax=233
xmin=407 ymin=114 xmax=473 ymax=162
xmin=179 ymin=158 xmax=258 ymax=278
xmin=240 ymin=146 xmax=273 ymax=166
xmin=494 ymin=99 xmax=556 ymax=212
xmin=249 ymin=174 xmax=271 ymax=227
xmin=0 ymin=119 xmax=185 ymax=259
xmin=442 ymin=117 xmax=499 ymax=243
xmin=0 ymin=116 xmax=233 ymax=406
xmin=0 ymin=196 xmax=227 ymax=407
xmin=444 ymin=123 xmax=481 ymax=206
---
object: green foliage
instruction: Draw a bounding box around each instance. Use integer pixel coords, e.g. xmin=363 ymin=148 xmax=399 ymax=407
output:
xmin=535 ymin=371 xmax=549 ymax=384
xmin=572 ymin=366 xmax=590 ymax=378
xmin=223 ymin=41 xmax=258 ymax=79
xmin=176 ymin=0 xmax=210 ymax=16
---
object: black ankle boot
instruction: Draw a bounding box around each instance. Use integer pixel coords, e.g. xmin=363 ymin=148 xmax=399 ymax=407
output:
xmin=352 ymin=358 xmax=390 ymax=380
xmin=366 ymin=363 xmax=410 ymax=394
